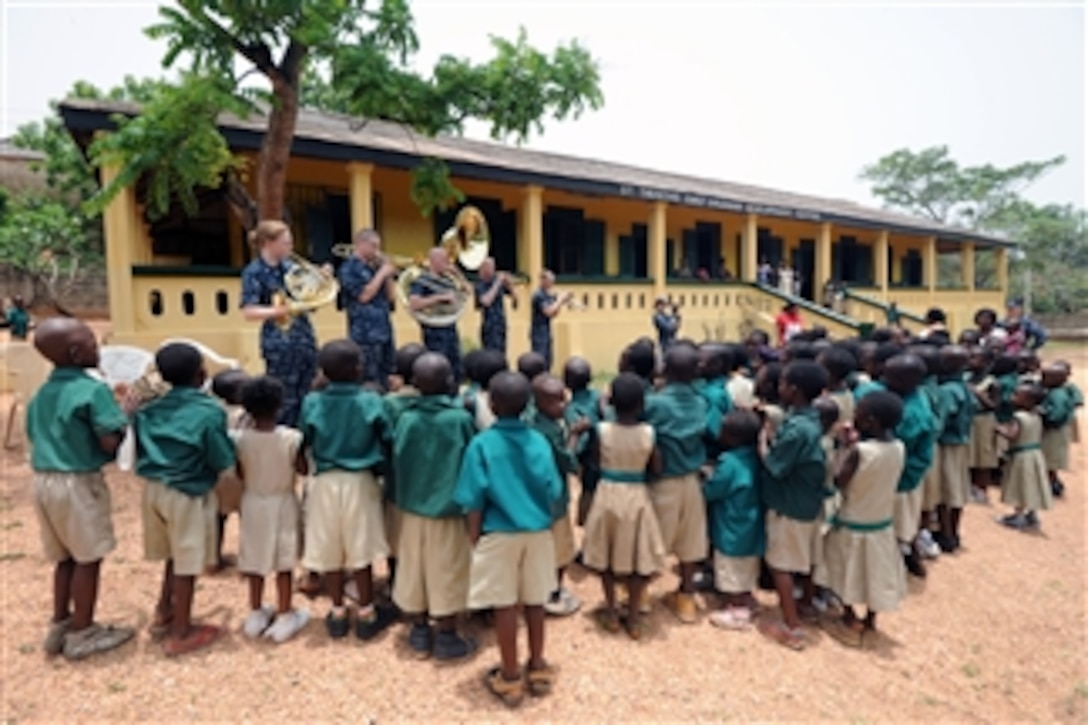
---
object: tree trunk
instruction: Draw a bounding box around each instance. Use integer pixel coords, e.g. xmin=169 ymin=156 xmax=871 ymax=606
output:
xmin=256 ymin=78 xmax=300 ymax=222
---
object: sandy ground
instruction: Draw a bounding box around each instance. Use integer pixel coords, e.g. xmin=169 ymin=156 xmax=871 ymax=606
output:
xmin=1 ymin=341 xmax=1085 ymax=722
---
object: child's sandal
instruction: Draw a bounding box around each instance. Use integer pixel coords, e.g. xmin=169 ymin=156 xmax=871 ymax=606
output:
xmin=525 ymin=662 xmax=557 ymax=697
xmin=594 ymin=607 xmax=622 ymax=634
xmin=484 ymin=666 xmax=524 ymax=707
xmin=624 ymin=617 xmax=647 ymax=641
xmin=148 ymin=615 xmax=173 ymax=641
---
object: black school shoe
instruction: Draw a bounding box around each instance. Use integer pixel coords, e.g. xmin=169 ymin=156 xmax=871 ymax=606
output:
xmin=326 ymin=612 xmax=350 ymax=639
xmin=408 ymin=623 xmax=433 ymax=655
xmin=1051 ymin=478 xmax=1065 ymax=498
xmin=433 ymin=631 xmax=477 ymax=661
xmin=904 ymin=550 xmax=927 ymax=578
xmin=934 ymin=533 xmax=958 ymax=554
xmin=355 ymin=603 xmax=397 ymax=641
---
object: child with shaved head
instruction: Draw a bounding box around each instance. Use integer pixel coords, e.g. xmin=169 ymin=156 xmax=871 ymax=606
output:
xmin=26 ymin=316 xmax=135 ymax=660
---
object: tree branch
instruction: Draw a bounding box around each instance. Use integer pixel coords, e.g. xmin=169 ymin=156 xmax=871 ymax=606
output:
xmin=281 ymin=40 xmax=308 ymax=85
xmin=192 ymin=6 xmax=276 ymax=77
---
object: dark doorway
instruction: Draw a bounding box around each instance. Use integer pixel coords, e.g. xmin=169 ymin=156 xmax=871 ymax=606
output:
xmin=793 ymin=239 xmax=816 ymax=301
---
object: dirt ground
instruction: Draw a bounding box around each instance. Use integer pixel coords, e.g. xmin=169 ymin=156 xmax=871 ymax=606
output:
xmin=1 ymin=338 xmax=1085 ymax=722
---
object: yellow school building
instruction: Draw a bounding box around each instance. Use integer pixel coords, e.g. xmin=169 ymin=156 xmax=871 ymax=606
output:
xmin=60 ymin=99 xmax=1011 ymax=374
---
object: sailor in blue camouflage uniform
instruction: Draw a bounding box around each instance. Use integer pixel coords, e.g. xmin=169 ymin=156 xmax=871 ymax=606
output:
xmin=530 ymin=269 xmax=571 ymax=372
xmin=409 ymin=247 xmax=464 ymax=383
xmin=474 ymin=256 xmax=517 ymax=356
xmin=338 ymin=228 xmax=397 ymax=389
xmin=240 ymin=220 xmax=318 ymax=427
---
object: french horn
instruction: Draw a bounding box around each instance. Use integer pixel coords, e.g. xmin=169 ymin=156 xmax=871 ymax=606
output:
xmin=271 ymin=254 xmax=341 ymax=332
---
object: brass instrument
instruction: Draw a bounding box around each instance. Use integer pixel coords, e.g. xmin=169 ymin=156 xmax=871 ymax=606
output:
xmin=271 ymin=253 xmax=341 ymax=332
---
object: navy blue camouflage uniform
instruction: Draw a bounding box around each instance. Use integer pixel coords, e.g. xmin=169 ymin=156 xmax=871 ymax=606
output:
xmin=474 ymin=277 xmax=510 ymax=355
xmin=530 ymin=288 xmax=556 ymax=371
xmin=240 ymin=257 xmax=317 ymax=427
xmin=338 ymin=256 xmax=395 ymax=389
xmin=410 ymin=273 xmax=463 ymax=382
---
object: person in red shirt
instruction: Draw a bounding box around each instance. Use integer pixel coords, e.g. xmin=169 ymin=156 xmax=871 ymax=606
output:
xmin=775 ymin=303 xmax=804 ymax=347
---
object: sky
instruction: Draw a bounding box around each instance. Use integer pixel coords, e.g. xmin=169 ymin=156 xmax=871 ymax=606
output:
xmin=1 ymin=0 xmax=1084 ymax=211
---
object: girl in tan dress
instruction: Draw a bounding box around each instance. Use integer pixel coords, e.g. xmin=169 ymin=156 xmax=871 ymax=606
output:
xmin=582 ymin=373 xmax=665 ymax=639
xmin=997 ymin=383 xmax=1052 ymax=530
xmin=234 ymin=376 xmax=309 ymax=643
xmin=822 ymin=391 xmax=908 ymax=648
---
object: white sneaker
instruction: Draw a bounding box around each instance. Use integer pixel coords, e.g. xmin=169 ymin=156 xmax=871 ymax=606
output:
xmin=917 ymin=530 xmax=941 ymax=559
xmin=263 ymin=609 xmax=310 ymax=643
xmin=243 ymin=606 xmax=274 ymax=638
xmin=543 ymin=589 xmax=581 ymax=617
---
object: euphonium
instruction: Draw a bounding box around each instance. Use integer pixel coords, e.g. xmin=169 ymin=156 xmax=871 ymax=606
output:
xmin=271 ymin=253 xmax=340 ymax=332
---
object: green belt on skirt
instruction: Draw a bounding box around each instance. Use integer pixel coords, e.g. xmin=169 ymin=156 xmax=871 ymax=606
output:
xmin=600 ymin=468 xmax=646 ymax=484
xmin=831 ymin=516 xmax=892 ymax=532
xmin=1007 ymin=443 xmax=1041 ymax=455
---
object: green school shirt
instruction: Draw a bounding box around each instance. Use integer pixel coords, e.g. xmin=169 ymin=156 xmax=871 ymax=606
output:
xmin=1067 ymin=382 xmax=1083 ymax=408
xmin=700 ymin=376 xmax=734 ymax=458
xmin=454 ymin=418 xmax=562 ymax=534
xmin=938 ymin=379 xmax=974 ymax=445
xmin=566 ymin=388 xmax=601 ymax=489
xmin=704 ymin=446 xmax=764 ymax=558
xmin=528 ymin=411 xmax=577 ymax=517
xmin=299 ymin=383 xmax=388 ymax=474
xmin=646 ymin=382 xmax=708 ymax=478
xmin=859 ymin=382 xmax=936 ymax=492
xmin=27 ymin=368 xmax=129 ymax=473
xmin=382 ymin=385 xmax=420 ymax=503
xmin=1042 ymin=387 xmax=1076 ymax=430
xmin=6 ymin=307 xmax=29 ymax=338
xmin=760 ymin=406 xmax=826 ymax=521
xmin=922 ymin=377 xmax=948 ymax=435
xmin=392 ymin=395 xmax=476 ymax=518
xmin=853 ymin=379 xmax=882 ymax=402
xmin=133 ymin=387 xmax=236 ymax=496
xmin=995 ymin=373 xmax=1019 ymax=423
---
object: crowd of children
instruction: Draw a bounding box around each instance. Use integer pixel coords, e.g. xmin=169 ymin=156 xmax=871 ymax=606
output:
xmin=23 ymin=310 xmax=1081 ymax=707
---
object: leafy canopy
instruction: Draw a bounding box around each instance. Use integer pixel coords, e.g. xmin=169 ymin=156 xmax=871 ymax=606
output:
xmin=90 ymin=0 xmax=604 ymax=221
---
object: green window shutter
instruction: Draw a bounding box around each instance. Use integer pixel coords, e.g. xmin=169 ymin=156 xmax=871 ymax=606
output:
xmin=583 ymin=219 xmax=605 ymax=275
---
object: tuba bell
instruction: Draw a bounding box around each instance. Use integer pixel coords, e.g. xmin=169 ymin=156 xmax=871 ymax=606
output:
xmin=271 ymin=254 xmax=341 ymax=332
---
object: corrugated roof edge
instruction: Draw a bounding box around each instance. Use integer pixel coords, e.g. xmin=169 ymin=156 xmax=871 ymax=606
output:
xmin=57 ymin=98 xmax=1014 ymax=248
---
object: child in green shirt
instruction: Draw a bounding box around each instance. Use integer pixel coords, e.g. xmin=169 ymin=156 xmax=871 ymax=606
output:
xmin=6 ymin=295 xmax=30 ymax=339
xmin=528 ymin=374 xmax=588 ymax=617
xmin=391 ymin=353 xmax=477 ymax=660
xmin=757 ymin=360 xmax=828 ymax=651
xmin=935 ymin=346 xmax=974 ymax=553
xmin=134 ymin=342 xmax=236 ymax=657
xmin=705 ymin=410 xmax=763 ymax=631
xmin=455 ymin=371 xmax=564 ymax=707
xmin=26 ymin=316 xmax=134 ymax=660
xmin=298 ymin=339 xmax=393 ymax=641
xmin=563 ymin=357 xmax=601 ymax=526
xmin=645 ymin=344 xmax=709 ymax=624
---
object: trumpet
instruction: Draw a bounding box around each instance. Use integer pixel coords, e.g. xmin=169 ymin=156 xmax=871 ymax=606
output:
xmin=557 ymin=290 xmax=587 ymax=310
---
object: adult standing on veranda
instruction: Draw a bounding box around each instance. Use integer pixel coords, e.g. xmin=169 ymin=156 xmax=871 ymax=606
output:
xmin=475 ymin=257 xmax=518 ymax=356
xmin=409 ymin=247 xmax=464 ymax=382
xmin=240 ymin=220 xmax=318 ymax=427
xmin=530 ymin=269 xmax=571 ymax=372
xmin=1003 ymin=299 xmax=1048 ymax=350
xmin=338 ymin=229 xmax=397 ymax=389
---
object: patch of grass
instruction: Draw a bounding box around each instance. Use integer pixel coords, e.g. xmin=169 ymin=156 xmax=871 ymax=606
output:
xmin=970 ymin=643 xmax=982 ymax=655
xmin=17 ymin=643 xmax=34 ymax=655
xmin=962 ymin=662 xmax=981 ymax=678
xmin=0 ymin=552 xmax=26 ymax=562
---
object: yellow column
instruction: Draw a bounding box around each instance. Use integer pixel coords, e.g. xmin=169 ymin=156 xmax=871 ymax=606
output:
xmin=347 ymin=162 xmax=375 ymax=231
xmin=650 ymin=201 xmax=667 ymax=297
xmin=924 ymin=236 xmax=938 ymax=295
xmin=816 ymin=222 xmax=833 ymax=290
xmin=519 ymin=185 xmax=544 ymax=282
xmin=875 ymin=230 xmax=890 ymax=299
xmin=100 ymin=164 xmax=137 ymax=334
xmin=961 ymin=241 xmax=975 ymax=291
xmin=995 ymin=246 xmax=1009 ymax=294
xmin=604 ymin=223 xmax=620 ymax=276
xmin=743 ymin=213 xmax=759 ymax=282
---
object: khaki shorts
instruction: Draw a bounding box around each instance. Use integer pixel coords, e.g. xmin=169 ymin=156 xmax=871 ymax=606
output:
xmin=713 ymin=552 xmax=759 ymax=594
xmin=940 ymin=444 xmax=970 ymax=508
xmin=764 ymin=510 xmax=818 ymax=574
xmin=552 ymin=514 xmax=576 ymax=569
xmin=143 ymin=481 xmax=216 ymax=577
xmin=302 ymin=469 xmax=387 ymax=573
xmin=468 ymin=530 xmax=557 ymax=610
xmin=384 ymin=499 xmax=402 ymax=558
xmin=649 ymin=474 xmax=708 ymax=563
xmin=392 ymin=512 xmax=470 ymax=617
xmin=893 ymin=487 xmax=923 ymax=543
xmin=33 ymin=472 xmax=116 ymax=564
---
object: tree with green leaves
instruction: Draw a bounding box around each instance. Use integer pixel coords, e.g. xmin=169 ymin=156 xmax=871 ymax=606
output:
xmin=861 ymin=146 xmax=1088 ymax=311
xmin=90 ymin=0 xmax=603 ymax=226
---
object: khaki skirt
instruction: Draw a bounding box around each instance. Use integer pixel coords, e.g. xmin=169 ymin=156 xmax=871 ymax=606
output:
xmin=970 ymin=414 xmax=1000 ymax=470
xmin=583 ymin=482 xmax=666 ymax=577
